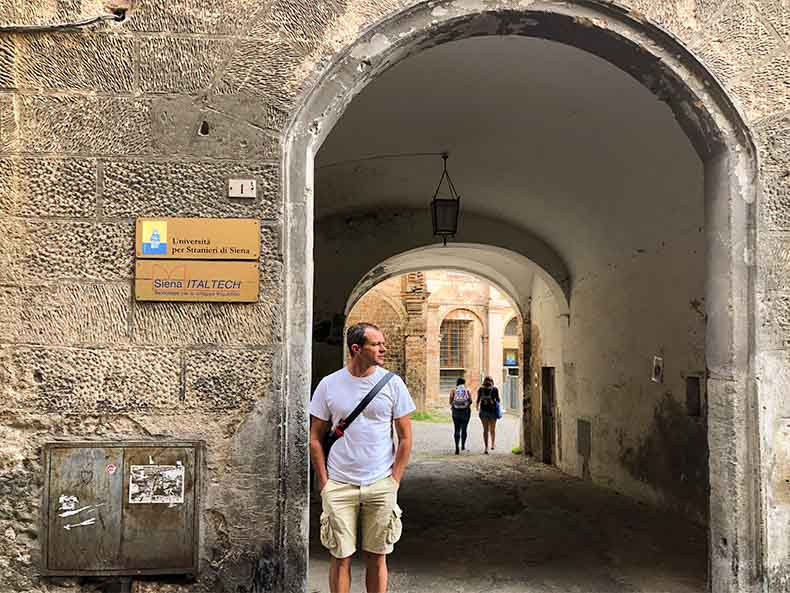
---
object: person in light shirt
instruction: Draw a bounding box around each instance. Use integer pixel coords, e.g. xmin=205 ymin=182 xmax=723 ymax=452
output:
xmin=309 ymin=322 xmax=416 ymax=593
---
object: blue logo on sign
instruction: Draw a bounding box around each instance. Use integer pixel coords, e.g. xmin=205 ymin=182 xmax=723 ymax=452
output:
xmin=142 ymin=225 xmax=167 ymax=255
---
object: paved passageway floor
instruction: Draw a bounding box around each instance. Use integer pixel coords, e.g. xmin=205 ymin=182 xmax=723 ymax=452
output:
xmin=309 ymin=416 xmax=706 ymax=592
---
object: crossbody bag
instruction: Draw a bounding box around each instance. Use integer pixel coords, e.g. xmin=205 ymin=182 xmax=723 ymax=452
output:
xmin=322 ymin=371 xmax=395 ymax=467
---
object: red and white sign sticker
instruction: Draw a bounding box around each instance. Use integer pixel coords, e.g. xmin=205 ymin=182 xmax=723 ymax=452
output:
xmin=105 ymin=463 xmax=117 ymax=475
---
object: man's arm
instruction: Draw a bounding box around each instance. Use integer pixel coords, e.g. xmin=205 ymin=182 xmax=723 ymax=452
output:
xmin=391 ymin=414 xmax=413 ymax=484
xmin=309 ymin=415 xmax=331 ymax=489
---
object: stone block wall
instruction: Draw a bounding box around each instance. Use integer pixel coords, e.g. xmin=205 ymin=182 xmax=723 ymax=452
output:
xmin=0 ymin=3 xmax=284 ymax=591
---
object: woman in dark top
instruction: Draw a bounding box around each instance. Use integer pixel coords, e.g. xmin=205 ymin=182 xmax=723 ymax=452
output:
xmin=476 ymin=376 xmax=500 ymax=454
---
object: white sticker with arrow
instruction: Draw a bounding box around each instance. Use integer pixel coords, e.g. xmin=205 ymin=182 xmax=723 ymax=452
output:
xmin=58 ymin=502 xmax=105 ymax=518
xmin=64 ymin=517 xmax=96 ymax=530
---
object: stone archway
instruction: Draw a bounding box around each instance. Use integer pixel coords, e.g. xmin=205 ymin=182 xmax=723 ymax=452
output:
xmin=344 ymin=242 xmax=567 ymax=320
xmin=281 ymin=2 xmax=759 ymax=591
xmin=341 ymin=245 xmax=540 ymax=418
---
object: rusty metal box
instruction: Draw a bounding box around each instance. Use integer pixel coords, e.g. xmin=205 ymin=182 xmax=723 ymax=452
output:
xmin=41 ymin=441 xmax=201 ymax=577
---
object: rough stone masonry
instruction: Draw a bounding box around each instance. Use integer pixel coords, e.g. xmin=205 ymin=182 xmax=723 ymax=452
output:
xmin=0 ymin=0 xmax=788 ymax=592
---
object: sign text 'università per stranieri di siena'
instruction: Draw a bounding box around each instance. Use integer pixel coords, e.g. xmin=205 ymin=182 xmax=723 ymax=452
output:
xmin=135 ymin=218 xmax=260 ymax=259
xmin=135 ymin=218 xmax=260 ymax=303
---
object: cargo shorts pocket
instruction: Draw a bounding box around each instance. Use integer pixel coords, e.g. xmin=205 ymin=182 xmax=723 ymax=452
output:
xmin=385 ymin=505 xmax=403 ymax=545
xmin=320 ymin=512 xmax=338 ymax=550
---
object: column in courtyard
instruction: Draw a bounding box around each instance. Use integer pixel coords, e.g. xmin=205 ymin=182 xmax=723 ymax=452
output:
xmin=401 ymin=273 xmax=429 ymax=411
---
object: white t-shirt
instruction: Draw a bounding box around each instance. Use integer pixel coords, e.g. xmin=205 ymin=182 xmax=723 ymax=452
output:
xmin=310 ymin=366 xmax=416 ymax=486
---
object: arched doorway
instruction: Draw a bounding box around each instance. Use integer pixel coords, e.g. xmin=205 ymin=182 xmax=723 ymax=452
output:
xmin=337 ymin=244 xmax=548 ymax=419
xmin=281 ymin=2 xmax=759 ymax=591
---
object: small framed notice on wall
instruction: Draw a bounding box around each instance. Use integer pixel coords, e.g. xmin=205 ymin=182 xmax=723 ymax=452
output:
xmin=651 ymin=356 xmax=664 ymax=384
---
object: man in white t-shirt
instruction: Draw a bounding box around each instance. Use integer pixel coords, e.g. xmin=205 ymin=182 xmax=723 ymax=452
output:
xmin=309 ymin=322 xmax=416 ymax=593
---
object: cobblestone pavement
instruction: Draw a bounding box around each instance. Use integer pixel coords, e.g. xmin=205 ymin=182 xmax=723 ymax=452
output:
xmin=410 ymin=411 xmax=522 ymax=455
xmin=309 ymin=416 xmax=706 ymax=592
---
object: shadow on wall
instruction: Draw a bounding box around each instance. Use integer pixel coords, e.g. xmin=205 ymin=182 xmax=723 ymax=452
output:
xmin=313 ymin=314 xmax=345 ymax=346
xmin=619 ymin=393 xmax=709 ymax=523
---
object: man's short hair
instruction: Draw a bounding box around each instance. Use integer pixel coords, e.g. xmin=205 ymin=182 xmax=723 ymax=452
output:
xmin=346 ymin=322 xmax=381 ymax=354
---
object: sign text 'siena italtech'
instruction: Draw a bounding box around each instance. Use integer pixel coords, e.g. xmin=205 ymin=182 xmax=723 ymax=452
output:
xmin=153 ymin=279 xmax=242 ymax=289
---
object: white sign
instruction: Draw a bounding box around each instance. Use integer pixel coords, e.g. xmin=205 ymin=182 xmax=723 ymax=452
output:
xmin=129 ymin=465 xmax=185 ymax=504
xmin=228 ymin=178 xmax=256 ymax=198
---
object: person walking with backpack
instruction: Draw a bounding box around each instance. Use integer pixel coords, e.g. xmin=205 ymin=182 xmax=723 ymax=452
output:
xmin=309 ymin=322 xmax=416 ymax=593
xmin=477 ymin=376 xmax=501 ymax=454
xmin=449 ymin=377 xmax=472 ymax=455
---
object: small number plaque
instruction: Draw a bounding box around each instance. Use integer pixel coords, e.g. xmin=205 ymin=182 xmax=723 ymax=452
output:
xmin=228 ymin=179 xmax=256 ymax=198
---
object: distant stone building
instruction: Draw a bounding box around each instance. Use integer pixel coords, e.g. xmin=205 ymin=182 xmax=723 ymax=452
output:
xmin=345 ymin=271 xmax=521 ymax=410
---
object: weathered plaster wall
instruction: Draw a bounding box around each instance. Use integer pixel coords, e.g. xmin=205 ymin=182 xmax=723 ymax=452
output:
xmin=571 ymin=214 xmax=706 ymax=521
xmin=531 ymin=250 xmax=709 ymax=524
xmin=0 ymin=0 xmax=788 ymax=591
xmin=529 ymin=276 xmax=565 ymax=463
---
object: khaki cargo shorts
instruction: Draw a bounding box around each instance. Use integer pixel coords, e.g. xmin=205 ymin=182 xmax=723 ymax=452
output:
xmin=319 ymin=475 xmax=403 ymax=559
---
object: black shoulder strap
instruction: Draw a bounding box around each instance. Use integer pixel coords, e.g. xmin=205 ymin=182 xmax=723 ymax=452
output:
xmin=342 ymin=371 xmax=395 ymax=429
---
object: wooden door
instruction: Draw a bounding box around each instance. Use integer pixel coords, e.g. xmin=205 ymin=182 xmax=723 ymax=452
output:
xmin=541 ymin=367 xmax=556 ymax=464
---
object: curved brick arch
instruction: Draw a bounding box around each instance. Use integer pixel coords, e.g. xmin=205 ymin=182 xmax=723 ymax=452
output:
xmin=345 ymin=281 xmax=410 ymax=327
xmin=366 ymin=286 xmax=409 ymax=325
xmin=342 ymin=241 xmax=560 ymax=320
xmin=344 ymin=283 xmax=409 ymax=375
xmin=280 ymin=2 xmax=760 ymax=591
xmin=442 ymin=306 xmax=487 ymax=334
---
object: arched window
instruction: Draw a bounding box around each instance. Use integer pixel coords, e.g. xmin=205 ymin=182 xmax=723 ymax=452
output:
xmin=504 ymin=317 xmax=518 ymax=336
xmin=439 ymin=313 xmax=475 ymax=392
xmin=440 ymin=319 xmax=468 ymax=368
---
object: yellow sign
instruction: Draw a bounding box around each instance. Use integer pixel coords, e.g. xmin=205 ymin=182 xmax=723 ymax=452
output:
xmin=135 ymin=260 xmax=259 ymax=302
xmin=136 ymin=218 xmax=259 ymax=260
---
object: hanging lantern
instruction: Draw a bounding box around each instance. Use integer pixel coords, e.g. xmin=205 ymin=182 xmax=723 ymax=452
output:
xmin=430 ymin=152 xmax=460 ymax=246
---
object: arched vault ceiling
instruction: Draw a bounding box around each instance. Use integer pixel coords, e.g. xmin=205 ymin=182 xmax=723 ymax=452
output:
xmin=316 ymin=35 xmax=703 ymax=276
xmin=313 ymin=208 xmax=569 ymax=316
xmin=345 ymin=243 xmax=564 ymax=318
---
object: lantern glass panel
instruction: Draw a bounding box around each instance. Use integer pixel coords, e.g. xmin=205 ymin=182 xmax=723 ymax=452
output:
xmin=432 ymin=198 xmax=459 ymax=235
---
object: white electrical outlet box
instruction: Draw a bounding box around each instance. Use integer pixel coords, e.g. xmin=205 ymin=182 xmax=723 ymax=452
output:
xmin=228 ymin=179 xmax=256 ymax=198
